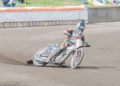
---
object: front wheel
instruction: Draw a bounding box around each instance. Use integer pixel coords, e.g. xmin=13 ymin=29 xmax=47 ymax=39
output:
xmin=71 ymin=48 xmax=84 ymax=69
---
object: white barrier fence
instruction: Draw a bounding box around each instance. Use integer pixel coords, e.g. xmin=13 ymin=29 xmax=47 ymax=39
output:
xmin=0 ymin=6 xmax=88 ymax=28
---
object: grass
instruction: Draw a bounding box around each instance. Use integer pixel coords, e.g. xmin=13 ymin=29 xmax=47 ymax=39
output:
xmin=0 ymin=0 xmax=117 ymax=7
xmin=0 ymin=0 xmax=83 ymax=7
xmin=27 ymin=0 xmax=83 ymax=6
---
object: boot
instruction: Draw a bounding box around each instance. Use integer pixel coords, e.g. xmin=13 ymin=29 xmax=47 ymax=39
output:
xmin=27 ymin=59 xmax=33 ymax=64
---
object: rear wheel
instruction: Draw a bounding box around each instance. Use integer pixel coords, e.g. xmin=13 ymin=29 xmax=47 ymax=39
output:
xmin=71 ymin=48 xmax=84 ymax=69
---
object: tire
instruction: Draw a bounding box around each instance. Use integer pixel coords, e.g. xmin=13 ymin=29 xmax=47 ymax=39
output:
xmin=71 ymin=48 xmax=84 ymax=69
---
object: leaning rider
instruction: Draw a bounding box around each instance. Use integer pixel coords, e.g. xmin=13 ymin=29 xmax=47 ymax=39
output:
xmin=27 ymin=20 xmax=89 ymax=64
xmin=43 ymin=20 xmax=89 ymax=63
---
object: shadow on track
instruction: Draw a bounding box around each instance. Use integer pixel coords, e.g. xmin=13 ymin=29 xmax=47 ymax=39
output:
xmin=25 ymin=64 xmax=69 ymax=68
xmin=76 ymin=66 xmax=120 ymax=70
xmin=25 ymin=65 xmax=120 ymax=70
xmin=42 ymin=65 xmax=69 ymax=68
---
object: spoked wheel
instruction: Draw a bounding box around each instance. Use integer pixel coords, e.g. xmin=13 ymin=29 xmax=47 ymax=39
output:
xmin=71 ymin=48 xmax=84 ymax=69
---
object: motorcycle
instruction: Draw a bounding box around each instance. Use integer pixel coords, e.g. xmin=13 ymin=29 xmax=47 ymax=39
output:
xmin=32 ymin=36 xmax=84 ymax=69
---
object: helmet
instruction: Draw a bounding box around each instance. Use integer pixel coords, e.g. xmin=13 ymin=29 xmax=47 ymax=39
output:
xmin=76 ymin=20 xmax=85 ymax=30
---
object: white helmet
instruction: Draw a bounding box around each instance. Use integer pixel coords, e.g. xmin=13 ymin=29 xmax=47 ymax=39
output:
xmin=76 ymin=20 xmax=85 ymax=30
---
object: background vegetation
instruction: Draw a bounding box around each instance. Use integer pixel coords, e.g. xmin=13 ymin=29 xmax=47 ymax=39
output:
xmin=0 ymin=0 xmax=116 ymax=7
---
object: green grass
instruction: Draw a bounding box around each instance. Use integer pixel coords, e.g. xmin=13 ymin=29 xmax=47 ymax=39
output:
xmin=0 ymin=0 xmax=84 ymax=7
xmin=27 ymin=0 xmax=83 ymax=6
xmin=0 ymin=0 xmax=116 ymax=7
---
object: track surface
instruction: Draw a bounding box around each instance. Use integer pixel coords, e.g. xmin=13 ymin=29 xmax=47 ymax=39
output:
xmin=0 ymin=22 xmax=120 ymax=86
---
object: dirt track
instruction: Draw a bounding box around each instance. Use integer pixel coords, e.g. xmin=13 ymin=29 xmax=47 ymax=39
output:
xmin=0 ymin=22 xmax=120 ymax=86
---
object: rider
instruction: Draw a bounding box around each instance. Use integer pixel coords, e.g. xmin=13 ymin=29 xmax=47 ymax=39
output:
xmin=43 ymin=19 xmax=89 ymax=63
xmin=27 ymin=20 xmax=89 ymax=64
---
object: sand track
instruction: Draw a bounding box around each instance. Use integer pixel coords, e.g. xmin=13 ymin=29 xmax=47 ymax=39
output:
xmin=0 ymin=22 xmax=120 ymax=86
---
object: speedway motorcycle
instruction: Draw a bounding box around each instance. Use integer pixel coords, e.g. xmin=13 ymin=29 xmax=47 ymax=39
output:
xmin=32 ymin=36 xmax=84 ymax=69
